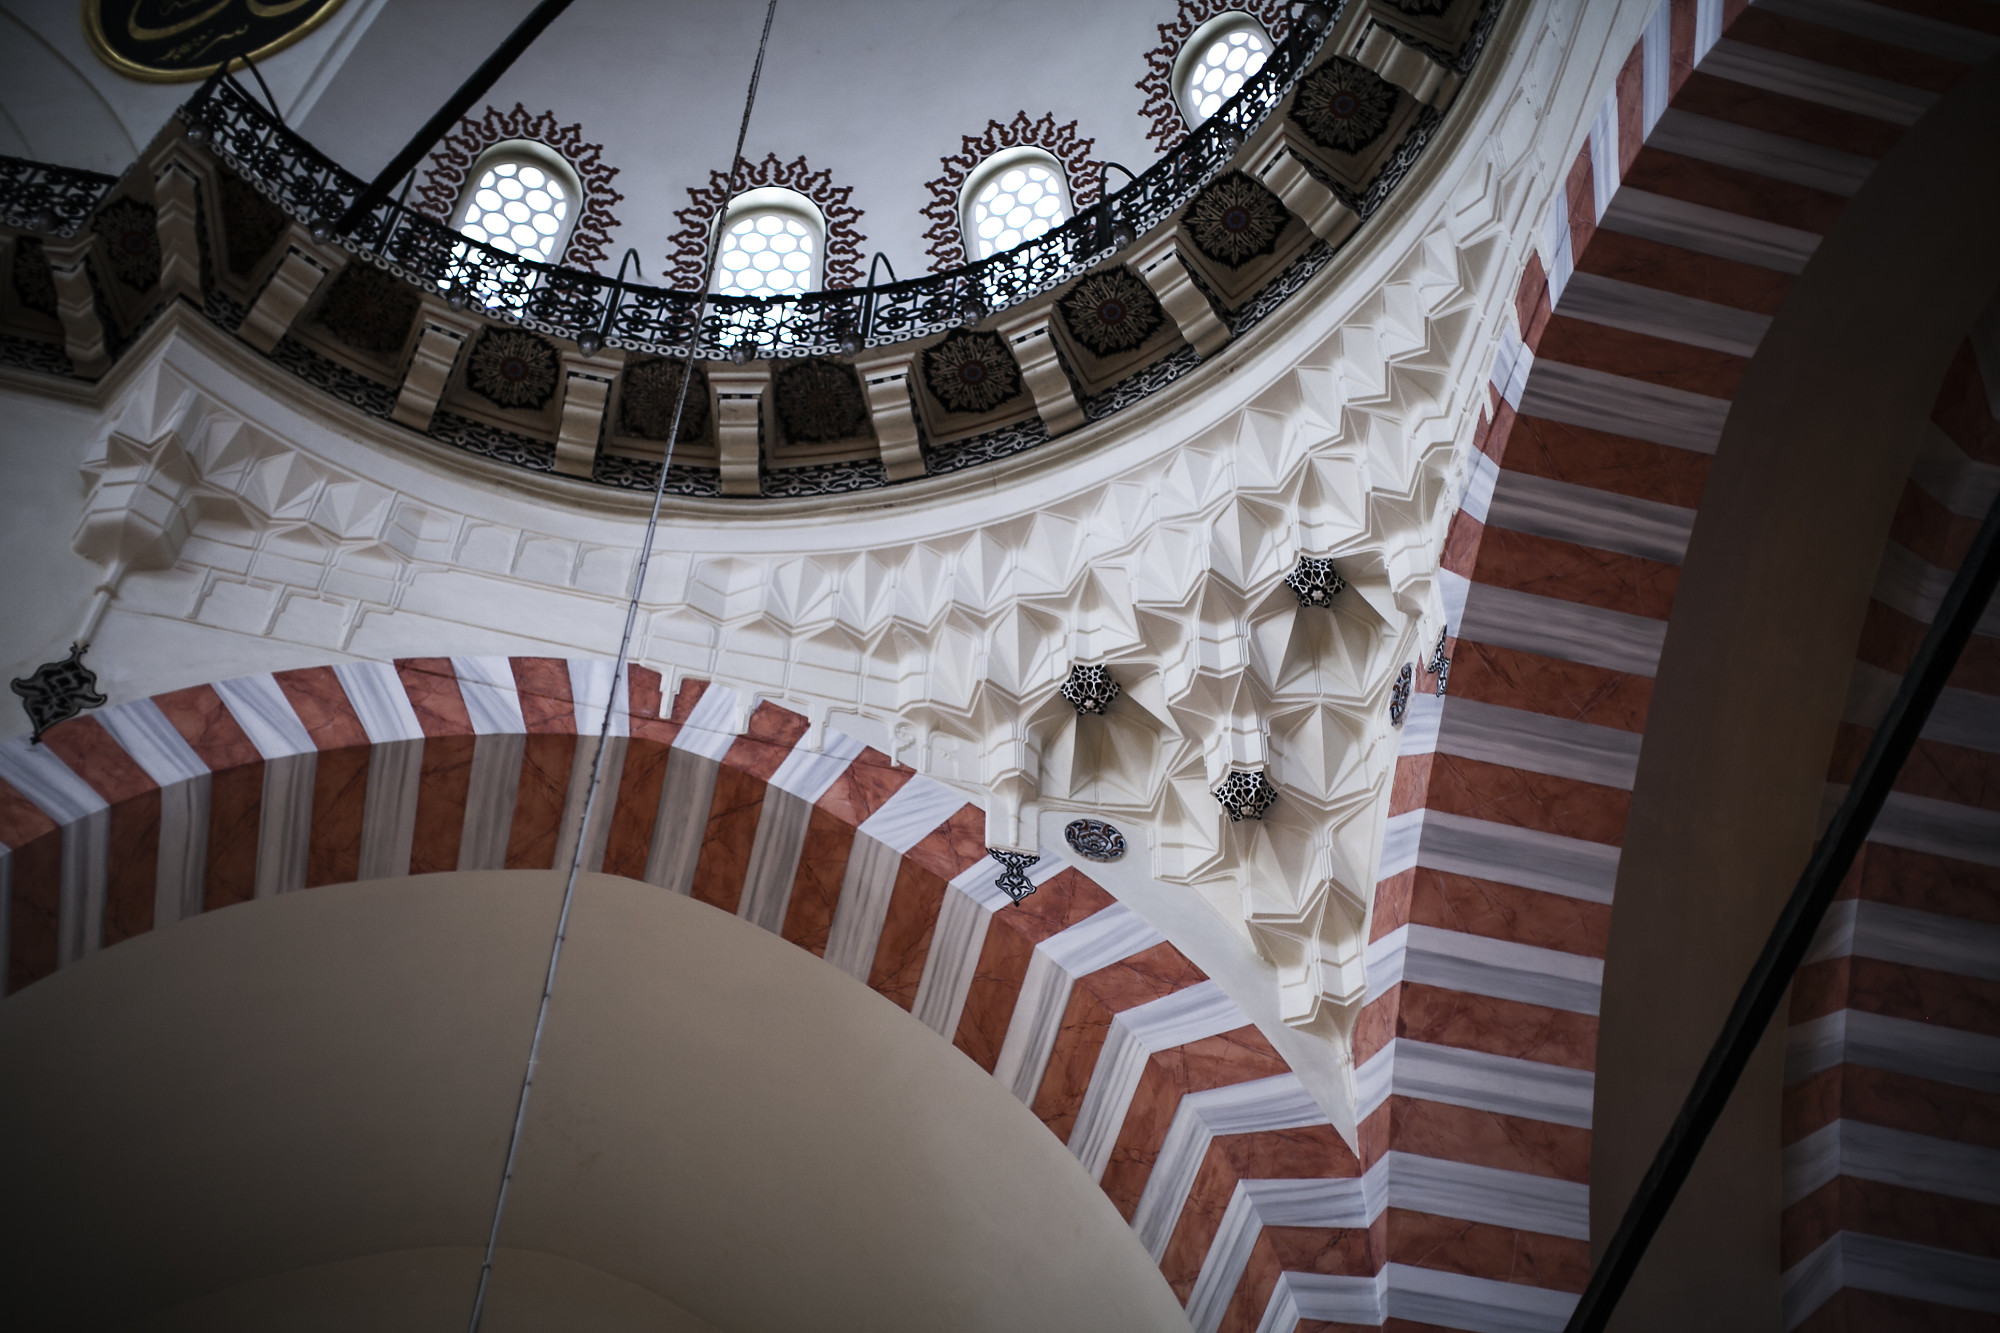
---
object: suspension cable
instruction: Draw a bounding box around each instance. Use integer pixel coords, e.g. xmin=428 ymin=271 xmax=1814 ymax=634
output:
xmin=465 ymin=3 xmax=781 ymax=1326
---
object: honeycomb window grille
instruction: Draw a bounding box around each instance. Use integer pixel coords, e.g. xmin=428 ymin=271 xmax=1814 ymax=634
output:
xmin=1285 ymin=554 xmax=1346 ymax=607
xmin=454 ymin=144 xmax=577 ymax=265
xmin=1060 ymin=663 xmax=1121 ymax=715
xmin=714 ymin=187 xmax=824 ymax=299
xmin=1176 ymin=12 xmax=1273 ymax=126
xmin=1212 ymin=768 xmax=1278 ymax=822
xmin=989 ymin=848 xmax=1042 ymax=904
xmin=962 ymin=148 xmax=1072 ymax=261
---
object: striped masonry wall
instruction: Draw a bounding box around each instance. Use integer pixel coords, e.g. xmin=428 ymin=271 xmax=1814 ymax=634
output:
xmin=0 ymin=655 xmax=1359 ymax=1323
xmin=1353 ymin=0 xmax=2000 ymax=1329
xmin=1780 ymin=334 xmax=2000 ymax=1330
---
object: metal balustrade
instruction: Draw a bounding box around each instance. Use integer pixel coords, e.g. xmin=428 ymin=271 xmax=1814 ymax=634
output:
xmin=169 ymin=9 xmax=1336 ymax=362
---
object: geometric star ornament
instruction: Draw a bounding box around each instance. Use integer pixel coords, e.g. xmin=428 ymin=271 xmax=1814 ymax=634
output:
xmin=1211 ymin=767 xmax=1278 ymax=821
xmin=1059 ymin=662 xmax=1121 ymax=715
xmin=11 ymin=642 xmax=107 ymax=743
xmin=1284 ymin=553 xmax=1346 ymax=607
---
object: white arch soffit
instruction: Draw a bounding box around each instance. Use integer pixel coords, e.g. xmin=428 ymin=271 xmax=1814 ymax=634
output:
xmin=1172 ymin=10 xmax=1274 ymax=129
xmin=959 ymin=145 xmax=1073 ymax=262
xmin=12 ymin=0 xmax=1655 ymax=1113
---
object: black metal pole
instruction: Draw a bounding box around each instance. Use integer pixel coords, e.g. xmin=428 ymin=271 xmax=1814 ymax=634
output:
xmin=333 ymin=0 xmax=578 ymax=234
xmin=1565 ymin=485 xmax=2000 ymax=1332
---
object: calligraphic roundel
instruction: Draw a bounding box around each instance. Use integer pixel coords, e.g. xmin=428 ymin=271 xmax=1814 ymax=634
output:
xmin=86 ymin=0 xmax=345 ymax=82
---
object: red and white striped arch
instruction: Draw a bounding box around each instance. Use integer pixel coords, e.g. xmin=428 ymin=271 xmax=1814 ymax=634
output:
xmin=1781 ymin=333 xmax=2000 ymax=1331
xmin=0 ymin=655 xmax=1368 ymax=1323
xmin=1375 ymin=0 xmax=2000 ymax=1328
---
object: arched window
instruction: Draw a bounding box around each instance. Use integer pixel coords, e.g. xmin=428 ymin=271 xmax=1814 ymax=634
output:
xmin=713 ymin=187 xmax=824 ymax=298
xmin=453 ymin=140 xmax=581 ymax=264
xmin=960 ymin=147 xmax=1072 ymax=262
xmin=1174 ymin=12 xmax=1272 ymax=127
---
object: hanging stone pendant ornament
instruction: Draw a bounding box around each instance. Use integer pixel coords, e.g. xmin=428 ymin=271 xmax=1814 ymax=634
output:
xmin=1064 ymin=818 xmax=1127 ymax=863
xmin=1389 ymin=662 xmax=1414 ymax=726
xmin=989 ymin=848 xmax=1042 ymax=904
xmin=1212 ymin=768 xmax=1278 ymax=822
xmin=1429 ymin=627 xmax=1451 ymax=698
xmin=1060 ymin=663 xmax=1121 ymax=715
xmin=1285 ymin=554 xmax=1346 ymax=607
xmin=11 ymin=643 xmax=107 ymax=743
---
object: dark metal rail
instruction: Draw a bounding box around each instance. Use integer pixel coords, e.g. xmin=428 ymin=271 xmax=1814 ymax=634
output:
xmin=0 ymin=156 xmax=117 ymax=236
xmin=174 ymin=5 xmax=1342 ymax=362
xmin=1566 ymin=487 xmax=2000 ymax=1330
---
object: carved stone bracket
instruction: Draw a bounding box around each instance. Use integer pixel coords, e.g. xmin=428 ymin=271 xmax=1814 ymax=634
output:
xmin=42 ymin=236 xmax=110 ymax=378
xmin=1254 ymin=133 xmax=1361 ymax=248
xmin=239 ymin=224 xmax=336 ymax=354
xmin=391 ymin=307 xmax=482 ymax=432
xmin=151 ymin=161 xmax=204 ymax=308
xmin=1131 ymin=230 xmax=1230 ymax=357
xmin=998 ymin=309 xmax=1085 ymax=437
xmin=710 ymin=364 xmax=770 ymax=497
xmin=554 ymin=348 xmax=624 ymax=478
xmin=1346 ymin=9 xmax=1462 ymax=109
xmin=854 ymin=349 xmax=927 ymax=483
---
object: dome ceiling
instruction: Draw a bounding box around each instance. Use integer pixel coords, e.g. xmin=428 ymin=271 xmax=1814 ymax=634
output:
xmin=0 ymin=0 xmax=1201 ymax=279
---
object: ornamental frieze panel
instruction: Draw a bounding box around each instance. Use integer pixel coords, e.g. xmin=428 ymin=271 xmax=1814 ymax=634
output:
xmin=217 ymin=169 xmax=286 ymax=277
xmin=311 ymin=262 xmax=420 ymax=359
xmin=1055 ymin=267 xmax=1166 ymax=360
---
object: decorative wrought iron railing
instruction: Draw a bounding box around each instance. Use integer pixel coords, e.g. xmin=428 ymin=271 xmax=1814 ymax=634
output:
xmin=0 ymin=157 xmax=117 ymax=237
xmin=175 ymin=8 xmax=1337 ymax=362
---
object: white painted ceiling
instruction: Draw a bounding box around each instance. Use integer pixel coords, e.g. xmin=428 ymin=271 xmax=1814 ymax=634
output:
xmin=1 ymin=0 xmax=1191 ymax=280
